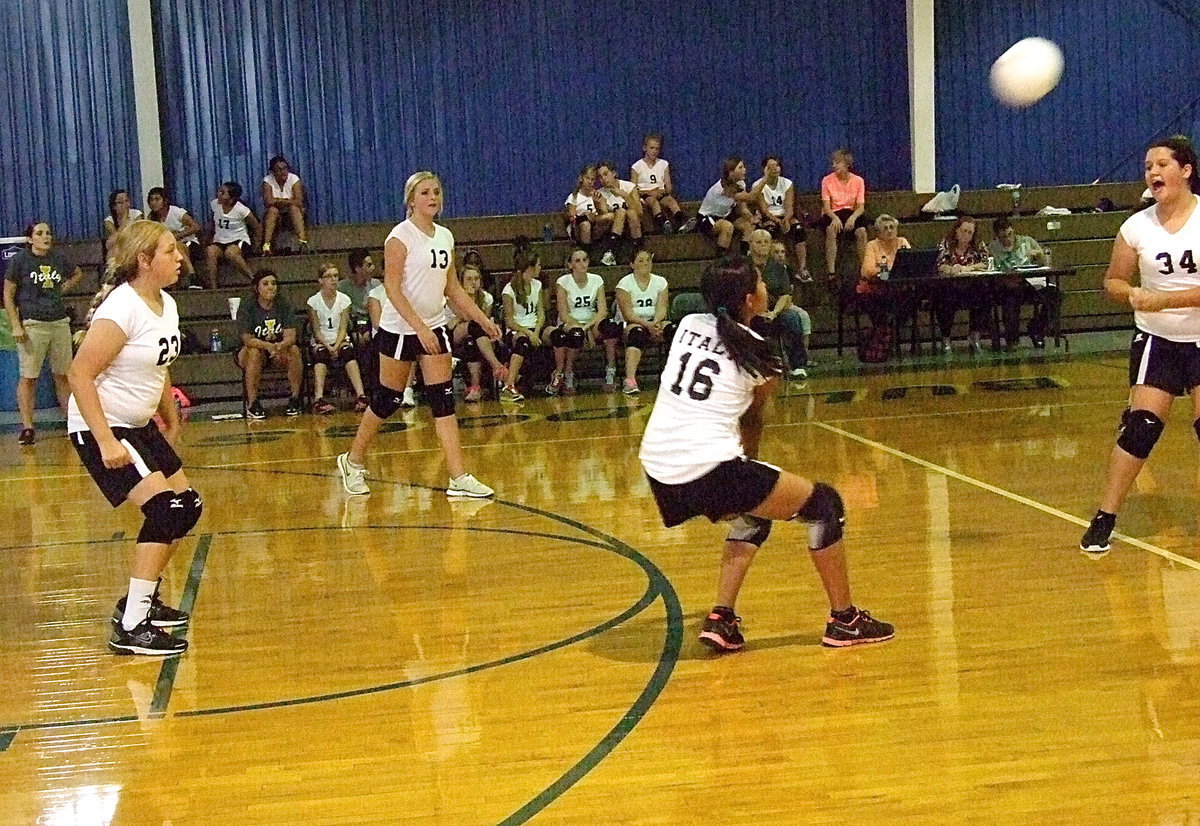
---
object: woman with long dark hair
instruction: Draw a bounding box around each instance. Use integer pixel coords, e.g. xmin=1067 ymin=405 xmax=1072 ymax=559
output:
xmin=639 ymin=256 xmax=893 ymax=652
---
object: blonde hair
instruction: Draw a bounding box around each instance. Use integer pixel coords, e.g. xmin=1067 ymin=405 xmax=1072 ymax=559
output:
xmin=404 ymin=171 xmax=441 ymax=211
xmin=874 ymin=214 xmax=899 ymax=230
xmin=317 ymin=261 xmax=339 ymax=279
xmin=88 ymin=220 xmax=172 ymax=324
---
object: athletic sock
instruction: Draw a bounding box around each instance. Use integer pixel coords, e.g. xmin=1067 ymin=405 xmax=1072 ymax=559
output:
xmin=122 ymin=577 xmax=158 ymax=631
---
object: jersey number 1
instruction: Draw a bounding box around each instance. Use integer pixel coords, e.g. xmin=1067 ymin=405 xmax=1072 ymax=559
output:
xmin=669 ymin=352 xmax=719 ymax=401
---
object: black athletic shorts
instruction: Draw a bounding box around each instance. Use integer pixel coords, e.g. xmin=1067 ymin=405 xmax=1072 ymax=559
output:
xmin=646 ymin=457 xmax=781 ymax=527
xmin=71 ymin=421 xmax=183 ymax=507
xmin=1129 ymin=329 xmax=1200 ymax=397
xmin=374 ymin=325 xmax=452 ymax=362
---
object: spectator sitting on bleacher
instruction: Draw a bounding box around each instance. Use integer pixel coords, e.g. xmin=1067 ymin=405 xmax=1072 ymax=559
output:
xmin=500 ymin=239 xmax=547 ymax=402
xmin=306 ymin=262 xmax=368 ymax=415
xmin=236 ymin=269 xmax=302 ymax=419
xmin=858 ymin=214 xmax=913 ymax=332
xmin=563 ymin=165 xmax=609 ymax=260
xmin=597 ymin=160 xmax=644 ymax=265
xmin=770 ymin=240 xmax=814 ymax=366
xmin=747 ymin=229 xmax=809 ymax=379
xmin=339 ymin=248 xmax=380 ymax=332
xmin=146 ymin=187 xmax=202 ymax=285
xmin=103 ymin=190 xmax=143 ymax=254
xmin=450 ymin=263 xmax=509 ymax=403
xmin=754 ymin=156 xmax=810 ymax=281
xmin=819 ymin=148 xmax=869 ymax=282
xmin=614 ymin=249 xmax=670 ymax=396
xmin=935 ymin=216 xmax=992 ymax=354
xmin=988 ymin=216 xmax=1060 ymax=349
xmin=630 ymin=132 xmax=692 ymax=234
xmin=260 ymin=155 xmax=309 ymax=255
xmin=698 ymin=157 xmax=761 ymax=257
xmin=3 ymin=220 xmax=85 ymax=446
xmin=205 ymin=181 xmax=261 ymax=289
xmin=547 ymin=247 xmax=620 ymax=395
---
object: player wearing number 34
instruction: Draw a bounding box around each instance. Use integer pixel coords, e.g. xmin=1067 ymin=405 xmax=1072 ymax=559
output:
xmin=68 ymin=221 xmax=201 ymax=657
xmin=1080 ymin=135 xmax=1200 ymax=555
xmin=638 ymin=256 xmax=893 ymax=653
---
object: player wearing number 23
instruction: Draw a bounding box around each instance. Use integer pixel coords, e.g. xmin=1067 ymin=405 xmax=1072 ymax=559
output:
xmin=639 ymin=257 xmax=894 ymax=652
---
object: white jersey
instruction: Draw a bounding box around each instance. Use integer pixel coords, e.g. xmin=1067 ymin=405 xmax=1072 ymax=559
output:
xmin=68 ymin=283 xmax=180 ymax=433
xmin=367 ymin=283 xmax=387 ymax=331
xmin=698 ymin=180 xmax=744 ymax=218
xmin=502 ymin=278 xmax=543 ymax=330
xmin=640 ymin=313 xmax=769 ymax=484
xmin=446 ymin=291 xmax=492 ymax=327
xmin=211 ymin=200 xmax=252 ymax=244
xmin=378 ymin=219 xmax=452 ymax=335
xmin=632 ymin=158 xmax=669 ymax=192
xmin=307 ymin=291 xmax=352 ymax=346
xmin=564 ymin=191 xmax=597 ymax=217
xmin=557 ymin=272 xmax=605 ymax=324
xmin=104 ymin=209 xmax=144 ymax=234
xmin=156 ymin=205 xmax=198 ymax=246
xmin=599 ymin=180 xmax=637 ymax=211
xmin=754 ymin=176 xmax=793 ymax=218
xmin=1120 ymin=194 xmax=1200 ymax=341
xmin=263 ymin=172 xmax=301 ymax=200
xmin=615 ymin=272 xmax=668 ymax=323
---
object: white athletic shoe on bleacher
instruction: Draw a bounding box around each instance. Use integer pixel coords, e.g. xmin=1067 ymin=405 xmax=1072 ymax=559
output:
xmin=337 ymin=452 xmax=370 ymax=495
xmin=401 ymin=387 xmax=416 ymax=408
xmin=601 ymin=251 xmax=617 ymax=266
xmin=447 ymin=473 xmax=494 ymax=498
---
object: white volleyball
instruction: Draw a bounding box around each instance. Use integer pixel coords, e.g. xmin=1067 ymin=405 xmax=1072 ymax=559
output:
xmin=990 ymin=37 xmax=1064 ymax=108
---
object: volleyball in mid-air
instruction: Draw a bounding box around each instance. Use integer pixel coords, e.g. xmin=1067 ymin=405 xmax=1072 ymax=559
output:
xmin=989 ymin=37 xmax=1064 ymax=108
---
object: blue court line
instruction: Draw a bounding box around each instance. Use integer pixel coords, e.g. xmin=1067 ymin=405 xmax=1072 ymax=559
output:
xmin=150 ymin=533 xmax=212 ymax=717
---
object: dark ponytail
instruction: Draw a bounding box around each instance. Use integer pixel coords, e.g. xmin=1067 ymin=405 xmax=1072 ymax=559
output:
xmin=700 ymin=256 xmax=780 ymax=379
xmin=511 ymin=235 xmax=541 ymax=306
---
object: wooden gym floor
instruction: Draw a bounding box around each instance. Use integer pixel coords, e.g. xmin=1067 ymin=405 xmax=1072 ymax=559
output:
xmin=2 ymin=350 xmax=1199 ymax=825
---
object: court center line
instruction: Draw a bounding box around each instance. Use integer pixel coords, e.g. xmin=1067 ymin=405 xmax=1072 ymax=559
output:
xmin=812 ymin=421 xmax=1200 ymax=571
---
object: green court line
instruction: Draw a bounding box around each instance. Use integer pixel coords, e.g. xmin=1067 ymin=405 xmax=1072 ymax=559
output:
xmin=150 ymin=533 xmax=212 ymax=718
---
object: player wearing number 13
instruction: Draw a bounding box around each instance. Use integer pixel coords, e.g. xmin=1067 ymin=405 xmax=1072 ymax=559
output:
xmin=638 ymin=257 xmax=893 ymax=651
xmin=68 ymin=221 xmax=200 ymax=656
xmin=1080 ymin=135 xmax=1200 ymax=555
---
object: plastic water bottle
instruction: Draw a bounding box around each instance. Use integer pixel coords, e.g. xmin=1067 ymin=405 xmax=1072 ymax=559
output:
xmin=210 ymin=328 xmax=222 ymax=353
xmin=542 ymin=223 xmax=554 ymax=243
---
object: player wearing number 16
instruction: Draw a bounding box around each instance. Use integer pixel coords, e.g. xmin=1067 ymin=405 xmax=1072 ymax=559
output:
xmin=68 ymin=221 xmax=200 ymax=657
xmin=638 ymin=257 xmax=893 ymax=652
xmin=337 ymin=172 xmax=501 ymax=498
xmin=1080 ymin=136 xmax=1200 ymax=555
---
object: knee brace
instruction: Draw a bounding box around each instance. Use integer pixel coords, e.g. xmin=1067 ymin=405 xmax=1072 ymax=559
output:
xmin=457 ymin=335 xmax=480 ymax=362
xmin=793 ymin=482 xmax=845 ymax=551
xmin=137 ymin=489 xmax=198 ymax=545
xmin=425 ymin=380 xmax=456 ymax=418
xmin=1116 ymin=409 xmax=1164 ymax=460
xmin=567 ymin=327 xmax=586 ymax=349
xmin=548 ymin=327 xmax=567 ymax=348
xmin=625 ymin=325 xmax=650 ymax=348
xmin=369 ymin=385 xmax=406 ymax=420
xmin=599 ymin=319 xmax=622 ymax=341
xmin=510 ymin=334 xmax=532 ymax=357
xmin=726 ymin=514 xmax=772 ymax=547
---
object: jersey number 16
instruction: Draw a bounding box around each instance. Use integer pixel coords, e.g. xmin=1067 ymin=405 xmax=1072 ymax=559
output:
xmin=669 ymin=352 xmax=719 ymax=401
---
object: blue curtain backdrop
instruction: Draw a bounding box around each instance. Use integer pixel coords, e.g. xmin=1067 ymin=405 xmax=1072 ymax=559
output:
xmin=934 ymin=0 xmax=1200 ymax=190
xmin=152 ymin=0 xmax=912 ymax=227
xmin=0 ymin=0 xmax=139 ymax=239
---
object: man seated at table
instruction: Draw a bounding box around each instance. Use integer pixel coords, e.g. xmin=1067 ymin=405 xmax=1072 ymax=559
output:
xmin=988 ymin=217 xmax=1061 ymax=350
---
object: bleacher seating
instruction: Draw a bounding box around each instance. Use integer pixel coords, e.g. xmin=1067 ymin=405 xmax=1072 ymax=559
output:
xmin=57 ymin=180 xmax=1144 ymax=402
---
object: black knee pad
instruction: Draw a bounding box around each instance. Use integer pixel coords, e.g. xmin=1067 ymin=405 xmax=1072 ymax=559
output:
xmin=425 ymin=380 xmax=455 ymax=418
xmin=369 ymin=385 xmax=406 ymax=419
xmin=467 ymin=320 xmax=486 ymax=340
xmin=625 ymin=325 xmax=650 ymax=348
xmin=548 ymin=327 xmax=567 ymax=348
xmin=726 ymin=514 xmax=772 ymax=547
xmin=510 ymin=334 xmax=532 ymax=357
xmin=179 ymin=488 xmax=203 ymax=535
xmin=793 ymin=482 xmax=845 ymax=551
xmin=457 ymin=335 xmax=480 ymax=362
xmin=137 ymin=490 xmax=196 ymax=545
xmin=566 ymin=327 xmax=585 ymax=349
xmin=599 ymin=319 xmax=622 ymax=341
xmin=1116 ymin=409 xmax=1164 ymax=459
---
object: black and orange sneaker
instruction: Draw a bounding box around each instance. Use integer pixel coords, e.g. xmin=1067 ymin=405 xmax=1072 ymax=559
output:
xmin=822 ymin=608 xmax=894 ymax=648
xmin=699 ymin=606 xmax=745 ymax=652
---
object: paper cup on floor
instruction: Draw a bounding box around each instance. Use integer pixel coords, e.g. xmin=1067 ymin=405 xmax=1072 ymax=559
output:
xmin=228 ymin=297 xmax=241 ymax=320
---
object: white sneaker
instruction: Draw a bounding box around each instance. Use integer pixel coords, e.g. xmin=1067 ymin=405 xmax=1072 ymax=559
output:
xmin=401 ymin=387 xmax=416 ymax=408
xmin=337 ymin=452 xmax=370 ymax=495
xmin=603 ymin=365 xmax=617 ymax=390
xmin=447 ymin=473 xmax=494 ymax=498
xmin=600 ymin=251 xmax=617 ymax=266
xmin=789 ymin=366 xmax=808 ymax=380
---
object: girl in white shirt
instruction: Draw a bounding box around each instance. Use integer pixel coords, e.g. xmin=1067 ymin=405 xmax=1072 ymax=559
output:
xmin=562 ymin=165 xmax=614 ymax=253
xmin=307 ymin=262 xmax=367 ymax=414
xmin=146 ymin=187 xmax=201 ymax=281
xmin=449 ymin=263 xmax=509 ymax=402
xmin=1080 ymin=135 xmax=1200 ymax=554
xmin=204 ymin=181 xmax=262 ymax=289
xmin=68 ymin=220 xmax=197 ymax=657
xmin=614 ymin=249 xmax=670 ymax=395
xmin=546 ymin=247 xmax=620 ymax=395
xmin=500 ymin=240 xmax=547 ymax=402
xmin=638 ymin=256 xmax=893 ymax=652
xmin=102 ymin=189 xmax=143 ymax=253
xmin=260 ymin=155 xmax=309 ymax=255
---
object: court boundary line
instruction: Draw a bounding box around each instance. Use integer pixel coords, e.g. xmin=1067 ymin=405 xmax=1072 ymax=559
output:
xmin=813 ymin=421 xmax=1200 ymax=571
xmin=150 ymin=533 xmax=211 ymax=717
